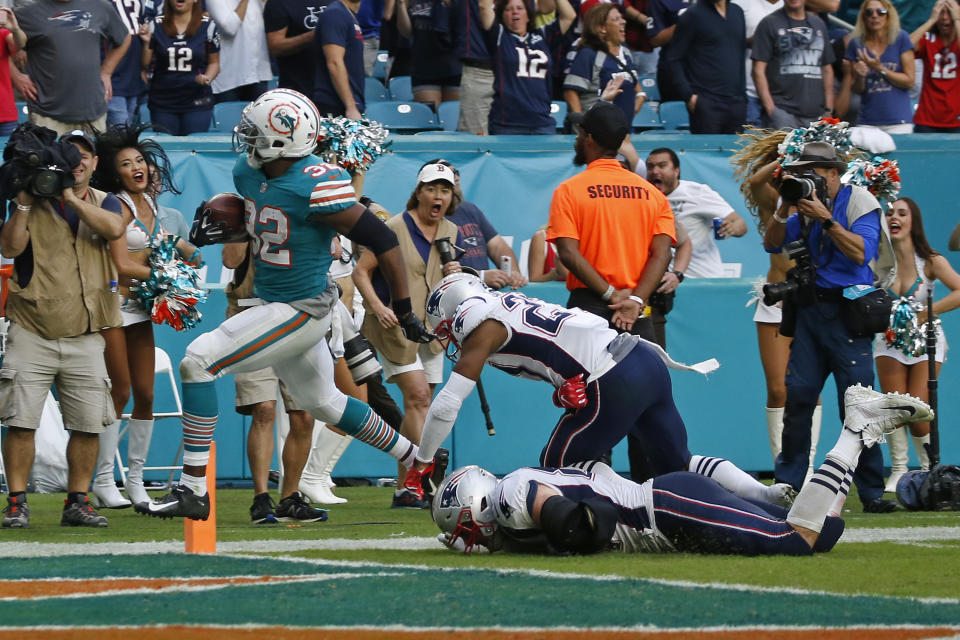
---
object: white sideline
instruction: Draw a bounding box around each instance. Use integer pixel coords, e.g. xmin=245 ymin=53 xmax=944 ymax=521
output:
xmin=0 ymin=525 xmax=957 ymax=558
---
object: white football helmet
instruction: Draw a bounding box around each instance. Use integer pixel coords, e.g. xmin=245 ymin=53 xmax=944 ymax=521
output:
xmin=432 ymin=465 xmax=499 ymax=554
xmin=425 ymin=273 xmax=498 ymax=358
xmin=232 ymin=89 xmax=320 ymax=168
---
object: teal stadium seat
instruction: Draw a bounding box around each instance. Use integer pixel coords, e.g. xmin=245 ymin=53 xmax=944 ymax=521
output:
xmin=372 ymin=50 xmax=388 ymax=81
xmin=632 ymin=102 xmax=664 ymax=132
xmin=365 ymin=101 xmax=440 ymax=133
xmin=550 ymin=101 xmax=568 ymax=132
xmin=388 ymin=76 xmax=413 ymax=102
xmin=365 ymin=77 xmax=389 ymax=103
xmin=212 ymin=101 xmax=247 ymax=133
xmin=658 ymin=101 xmax=690 ymax=130
xmin=14 ymin=102 xmax=28 ymax=122
xmin=638 ymin=74 xmax=660 ymax=103
xmin=437 ymin=101 xmax=459 ymax=131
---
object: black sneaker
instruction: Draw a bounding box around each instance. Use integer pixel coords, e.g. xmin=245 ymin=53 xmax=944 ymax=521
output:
xmin=276 ymin=491 xmax=328 ymax=522
xmin=863 ymin=497 xmax=898 ymax=513
xmin=424 ymin=448 xmax=449 ymax=504
xmin=61 ymin=496 xmax=108 ymax=528
xmin=391 ymin=488 xmax=429 ymax=509
xmin=134 ymin=485 xmax=210 ymax=520
xmin=2 ymin=495 xmax=29 ymax=528
xmin=250 ymin=492 xmax=278 ymax=524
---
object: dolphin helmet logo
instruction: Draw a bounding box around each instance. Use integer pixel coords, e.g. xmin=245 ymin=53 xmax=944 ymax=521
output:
xmin=268 ymin=104 xmax=301 ymax=140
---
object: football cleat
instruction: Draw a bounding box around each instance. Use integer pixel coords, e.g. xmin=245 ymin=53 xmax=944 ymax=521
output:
xmin=61 ymin=496 xmax=108 ymax=528
xmin=767 ymin=482 xmax=797 ymax=508
xmin=843 ymin=384 xmax=934 ymax=448
xmin=2 ymin=495 xmax=29 ymax=529
xmin=275 ymin=492 xmax=328 ymax=522
xmin=391 ymin=488 xmax=430 ymax=509
xmin=134 ymin=485 xmax=210 ymax=521
xmin=402 ymin=447 xmax=450 ymax=505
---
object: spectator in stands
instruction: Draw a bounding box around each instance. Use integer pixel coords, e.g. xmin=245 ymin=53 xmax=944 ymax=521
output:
xmin=264 ymin=0 xmax=325 ymax=96
xmin=752 ymin=0 xmax=834 ymax=129
xmin=14 ymin=0 xmax=130 ymax=136
xmin=1 ymin=130 xmax=125 ymax=529
xmin=351 ymin=163 xmax=462 ymax=508
xmin=381 ymin=0 xmax=413 ymax=79
xmin=396 ymin=0 xmax=461 ymax=109
xmin=875 ymin=197 xmax=960 ymax=490
xmin=0 ymin=9 xmax=26 ymax=137
xmin=454 ymin=0 xmax=495 ymax=133
xmin=527 ymin=222 xmax=568 ymax=282
xmin=222 ymin=241 xmax=330 ymax=522
xmin=732 ymin=0 xmax=782 ymax=128
xmin=314 ymin=0 xmax=366 ymax=119
xmin=92 ymin=124 xmax=202 ymax=509
xmin=141 ymin=0 xmax=220 ymax=136
xmin=646 ymin=147 xmax=747 ymax=278
xmin=479 ymin=0 xmax=576 ymax=134
xmin=108 ymin=0 xmax=156 ymax=126
xmin=563 ymin=4 xmax=644 ymax=125
xmin=426 ymin=159 xmax=525 ymax=289
xmin=647 ymin=0 xmax=689 ymax=102
xmin=911 ymin=0 xmax=960 ymax=133
xmin=836 ymin=1 xmax=915 ymax=133
xmin=207 ymin=0 xmax=273 ymax=104
xmin=622 ymin=0 xmax=657 ymax=74
xmin=662 ymin=0 xmax=746 ymax=134
xmin=358 ymin=0 xmax=384 ymax=75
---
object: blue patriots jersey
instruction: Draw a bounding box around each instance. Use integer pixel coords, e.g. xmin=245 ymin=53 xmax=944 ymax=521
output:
xmin=110 ymin=0 xmax=157 ymax=98
xmin=233 ymin=155 xmax=357 ymax=303
xmin=147 ymin=15 xmax=220 ymax=112
xmin=487 ymin=22 xmax=562 ymax=130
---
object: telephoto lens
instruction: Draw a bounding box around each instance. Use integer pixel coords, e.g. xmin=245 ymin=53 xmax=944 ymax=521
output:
xmin=340 ymin=310 xmax=382 ymax=385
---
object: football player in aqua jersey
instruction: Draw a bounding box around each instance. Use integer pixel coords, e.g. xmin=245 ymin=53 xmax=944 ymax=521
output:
xmin=137 ymin=89 xmax=440 ymax=520
xmin=433 ymin=384 xmax=933 ymax=556
xmin=405 ymin=272 xmax=798 ymax=508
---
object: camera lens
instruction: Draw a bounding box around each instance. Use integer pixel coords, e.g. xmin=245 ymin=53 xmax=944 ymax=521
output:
xmin=779 ymin=177 xmax=812 ymax=203
xmin=31 ymin=168 xmax=62 ymax=198
xmin=762 ymin=280 xmax=798 ymax=306
xmin=343 ymin=334 xmax=382 ymax=385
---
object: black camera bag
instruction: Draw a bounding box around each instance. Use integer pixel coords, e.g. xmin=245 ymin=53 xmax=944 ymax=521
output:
xmin=840 ymin=288 xmax=893 ymax=338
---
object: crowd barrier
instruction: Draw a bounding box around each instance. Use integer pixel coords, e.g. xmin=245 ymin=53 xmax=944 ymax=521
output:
xmin=129 ymin=132 xmax=959 ymax=480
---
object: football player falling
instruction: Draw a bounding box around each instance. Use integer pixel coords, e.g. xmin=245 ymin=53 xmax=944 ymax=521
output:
xmin=137 ymin=89 xmax=442 ymax=519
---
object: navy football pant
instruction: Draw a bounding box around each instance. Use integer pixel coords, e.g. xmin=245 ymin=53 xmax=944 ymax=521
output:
xmin=652 ymin=472 xmax=842 ymax=555
xmin=540 ymin=341 xmax=690 ymax=473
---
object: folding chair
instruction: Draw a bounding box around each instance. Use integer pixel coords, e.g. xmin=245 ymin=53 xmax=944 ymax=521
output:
xmin=211 ymin=100 xmax=247 ymax=133
xmin=659 ymin=101 xmax=691 ymax=131
xmin=437 ymin=100 xmax=460 ymax=131
xmin=550 ymin=101 xmax=568 ymax=132
xmin=364 ymin=101 xmax=440 ymax=133
xmin=365 ymin=76 xmax=389 ymax=103
xmin=632 ymin=102 xmax=665 ymax=132
xmin=115 ymin=347 xmax=183 ymax=490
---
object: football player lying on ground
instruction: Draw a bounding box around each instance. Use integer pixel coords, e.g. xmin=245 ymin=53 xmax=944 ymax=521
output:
xmin=136 ymin=89 xmax=444 ymax=520
xmin=434 ymin=385 xmax=934 ymax=555
xmin=405 ymin=272 xmax=796 ymax=507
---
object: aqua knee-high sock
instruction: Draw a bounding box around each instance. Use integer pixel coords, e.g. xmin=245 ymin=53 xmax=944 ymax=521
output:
xmin=181 ymin=380 xmax=218 ymax=468
xmin=336 ymin=397 xmax=417 ymax=467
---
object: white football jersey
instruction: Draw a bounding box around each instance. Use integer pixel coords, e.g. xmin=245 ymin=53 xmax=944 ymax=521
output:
xmin=491 ymin=463 xmax=675 ymax=553
xmin=453 ymin=291 xmax=620 ymax=387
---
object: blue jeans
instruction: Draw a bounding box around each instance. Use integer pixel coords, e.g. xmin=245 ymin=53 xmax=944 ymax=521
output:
xmin=774 ymin=300 xmax=885 ymax=505
xmin=149 ymin=109 xmax=213 ymax=136
xmin=745 ymin=95 xmax=763 ymax=128
xmin=107 ymin=95 xmax=142 ymax=126
xmin=0 ymin=120 xmax=18 ymax=137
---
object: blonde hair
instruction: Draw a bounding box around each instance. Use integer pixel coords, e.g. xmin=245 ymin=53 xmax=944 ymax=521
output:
xmin=851 ymin=0 xmax=901 ymax=45
xmin=730 ymin=127 xmax=787 ymax=225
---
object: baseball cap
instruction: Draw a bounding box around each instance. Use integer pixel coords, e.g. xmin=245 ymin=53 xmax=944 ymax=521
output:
xmin=568 ymin=102 xmax=629 ymax=151
xmin=59 ymin=129 xmax=96 ymax=154
xmin=416 ymin=162 xmax=456 ymax=186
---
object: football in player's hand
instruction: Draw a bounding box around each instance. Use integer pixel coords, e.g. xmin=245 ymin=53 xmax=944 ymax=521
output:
xmin=203 ymin=192 xmax=245 ymax=232
xmin=189 ymin=192 xmax=249 ymax=246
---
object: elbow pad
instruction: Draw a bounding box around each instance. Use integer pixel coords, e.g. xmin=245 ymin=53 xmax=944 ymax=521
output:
xmin=346 ymin=207 xmax=399 ymax=256
xmin=540 ymin=495 xmax=617 ymax=555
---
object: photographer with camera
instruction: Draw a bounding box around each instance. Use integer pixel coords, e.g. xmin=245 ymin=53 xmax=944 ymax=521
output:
xmin=352 ymin=162 xmax=460 ymax=508
xmin=0 ymin=127 xmax=125 ymax=529
xmin=763 ymin=141 xmax=897 ymax=514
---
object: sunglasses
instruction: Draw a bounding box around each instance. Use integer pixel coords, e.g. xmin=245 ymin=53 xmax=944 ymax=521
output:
xmin=864 ymin=8 xmax=888 ymax=17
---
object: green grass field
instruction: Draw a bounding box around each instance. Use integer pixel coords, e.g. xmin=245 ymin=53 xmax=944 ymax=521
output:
xmin=4 ymin=485 xmax=958 ymax=604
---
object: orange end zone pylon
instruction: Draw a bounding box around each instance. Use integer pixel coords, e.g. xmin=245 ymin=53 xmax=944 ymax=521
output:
xmin=185 ymin=441 xmax=216 ymax=553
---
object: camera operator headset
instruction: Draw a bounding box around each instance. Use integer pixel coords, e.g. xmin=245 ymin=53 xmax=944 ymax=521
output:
xmin=762 ymin=140 xmax=898 ymax=514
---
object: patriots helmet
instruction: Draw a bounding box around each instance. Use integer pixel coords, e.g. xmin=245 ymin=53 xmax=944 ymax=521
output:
xmin=233 ymin=89 xmax=320 ymax=168
xmin=432 ymin=465 xmax=499 ymax=553
xmin=425 ymin=273 xmax=498 ymax=358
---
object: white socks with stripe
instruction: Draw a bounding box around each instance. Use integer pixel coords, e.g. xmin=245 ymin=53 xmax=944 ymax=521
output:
xmin=688 ymin=455 xmax=774 ymax=503
xmin=788 ymin=428 xmax=863 ymax=533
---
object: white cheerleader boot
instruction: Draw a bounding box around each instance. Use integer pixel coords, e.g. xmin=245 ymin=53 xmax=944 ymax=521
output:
xmin=765 ymin=406 xmax=783 ymax=463
xmin=912 ymin=434 xmax=931 ymax=472
xmin=300 ymin=427 xmax=352 ymax=504
xmin=124 ymin=418 xmax=154 ymax=506
xmin=804 ymin=405 xmax=822 ymax=485
xmin=92 ymin=419 xmax=131 ymax=508
xmin=884 ymin=426 xmax=909 ymax=493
